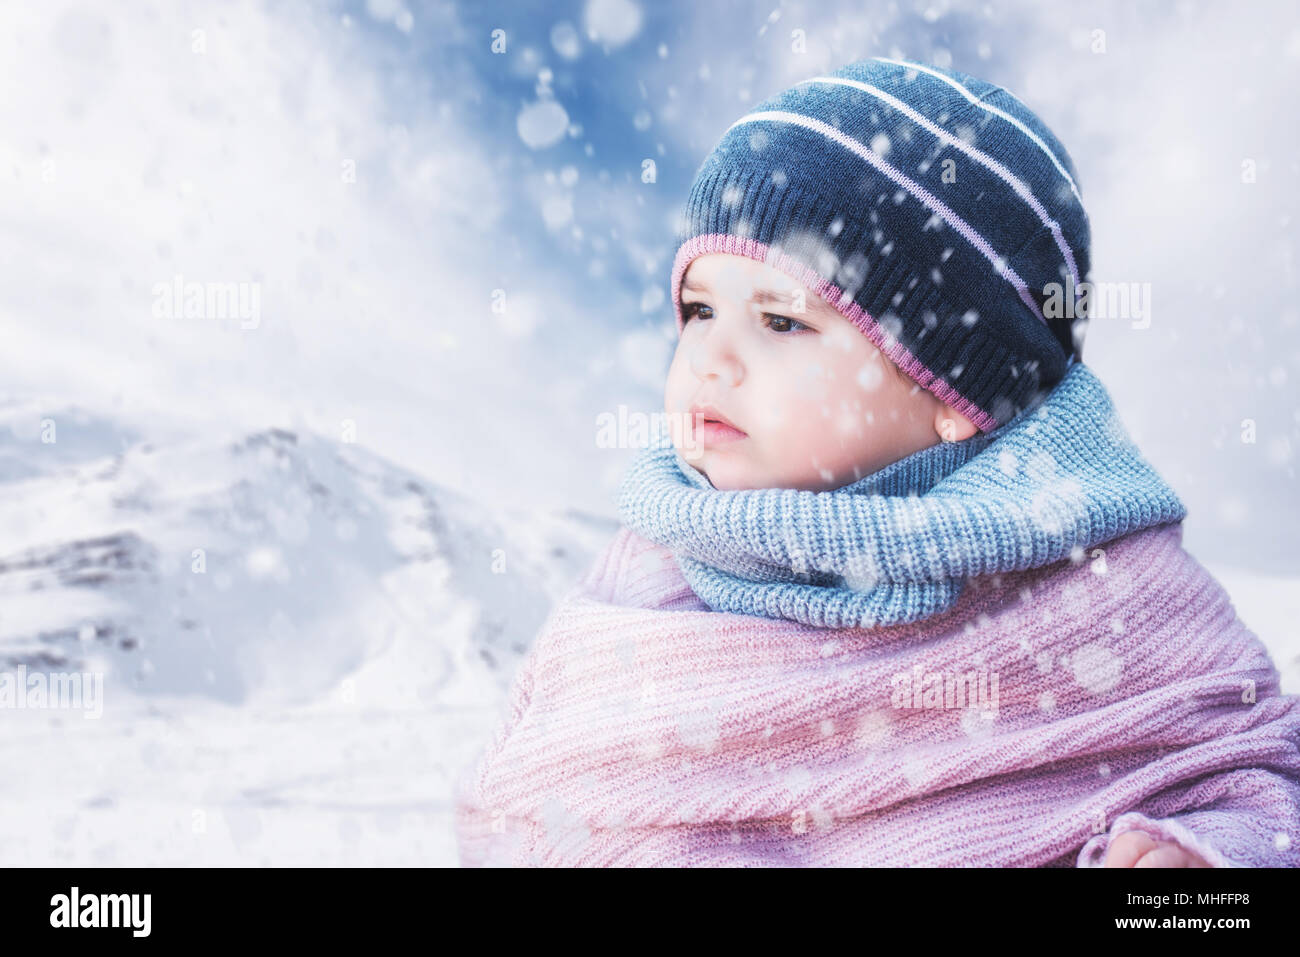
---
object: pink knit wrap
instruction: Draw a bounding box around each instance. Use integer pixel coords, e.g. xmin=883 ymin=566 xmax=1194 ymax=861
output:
xmin=453 ymin=521 xmax=1300 ymax=866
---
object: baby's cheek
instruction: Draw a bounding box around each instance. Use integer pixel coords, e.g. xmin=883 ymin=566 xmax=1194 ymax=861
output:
xmin=782 ymin=407 xmax=837 ymax=458
xmin=666 ymin=365 xmax=701 ymax=419
xmin=758 ymin=405 xmax=787 ymax=425
xmin=794 ymin=361 xmax=833 ymax=400
xmin=748 ymin=405 xmax=786 ymax=439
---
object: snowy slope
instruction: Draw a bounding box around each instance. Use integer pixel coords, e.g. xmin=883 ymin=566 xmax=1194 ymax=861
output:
xmin=0 ymin=401 xmax=619 ymax=865
xmin=0 ymin=399 xmax=618 ymax=703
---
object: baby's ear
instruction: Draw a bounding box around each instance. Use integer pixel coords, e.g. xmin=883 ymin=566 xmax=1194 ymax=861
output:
xmin=935 ymin=405 xmax=979 ymax=443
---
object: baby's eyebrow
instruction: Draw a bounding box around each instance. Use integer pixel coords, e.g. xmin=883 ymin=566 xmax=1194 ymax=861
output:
xmin=753 ymin=287 xmax=834 ymax=318
xmin=681 ymin=280 xmax=818 ymax=311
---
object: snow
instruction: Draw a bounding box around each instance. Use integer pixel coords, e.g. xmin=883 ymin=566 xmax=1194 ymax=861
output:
xmin=583 ymin=0 xmax=643 ymax=48
xmin=517 ymin=99 xmax=571 ymax=150
xmin=0 ymin=402 xmax=618 ymax=865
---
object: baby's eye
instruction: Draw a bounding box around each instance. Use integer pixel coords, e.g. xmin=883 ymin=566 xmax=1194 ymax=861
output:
xmin=764 ymin=313 xmax=810 ymax=334
xmin=681 ymin=301 xmax=712 ymax=323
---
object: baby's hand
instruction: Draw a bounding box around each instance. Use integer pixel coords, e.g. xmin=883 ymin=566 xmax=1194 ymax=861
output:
xmin=1103 ymin=830 xmax=1212 ymax=868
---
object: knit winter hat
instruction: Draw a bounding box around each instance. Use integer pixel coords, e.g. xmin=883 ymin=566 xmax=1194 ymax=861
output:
xmin=669 ymin=57 xmax=1091 ymax=433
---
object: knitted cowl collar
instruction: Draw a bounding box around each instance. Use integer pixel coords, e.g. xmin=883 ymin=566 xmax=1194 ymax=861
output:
xmin=616 ymin=360 xmax=1188 ymax=629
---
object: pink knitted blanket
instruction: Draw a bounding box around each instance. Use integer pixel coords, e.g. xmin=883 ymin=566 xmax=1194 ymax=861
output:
xmin=454 ymin=521 xmax=1300 ymax=866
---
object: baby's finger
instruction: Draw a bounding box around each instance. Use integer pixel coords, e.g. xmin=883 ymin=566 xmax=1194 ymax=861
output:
xmin=1134 ymin=844 xmax=1194 ymax=868
xmin=1103 ymin=830 xmax=1158 ymax=867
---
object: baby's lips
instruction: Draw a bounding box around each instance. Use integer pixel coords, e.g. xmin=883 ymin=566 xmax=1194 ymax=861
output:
xmin=689 ymin=404 xmax=745 ymax=434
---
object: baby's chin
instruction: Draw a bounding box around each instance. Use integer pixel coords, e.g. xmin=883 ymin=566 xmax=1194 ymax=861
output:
xmin=682 ymin=451 xmax=773 ymax=492
xmin=675 ymin=435 xmax=826 ymax=492
xmin=689 ymin=451 xmax=861 ymax=493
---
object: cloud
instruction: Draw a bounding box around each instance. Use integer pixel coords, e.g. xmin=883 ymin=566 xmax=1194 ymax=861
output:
xmin=0 ymin=0 xmax=604 ymax=509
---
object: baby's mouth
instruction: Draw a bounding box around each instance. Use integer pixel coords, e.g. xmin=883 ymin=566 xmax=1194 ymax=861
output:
xmin=690 ymin=411 xmax=747 ymax=445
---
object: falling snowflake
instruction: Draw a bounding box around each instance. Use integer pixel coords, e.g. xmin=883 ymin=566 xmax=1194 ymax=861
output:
xmin=841 ymin=549 xmax=882 ymax=591
xmin=676 ymin=698 xmax=720 ymax=752
xmin=539 ymin=794 xmax=590 ymax=857
xmin=960 ymin=706 xmax=994 ymax=739
xmin=784 ymin=763 xmax=813 ymax=795
xmin=899 ymin=753 xmax=930 ymax=791
xmin=583 ymin=0 xmax=643 ymax=48
xmin=1069 ymin=641 xmax=1122 ymax=694
xmin=516 ymin=99 xmax=569 ymax=149
xmin=855 ymin=709 xmax=892 ymax=750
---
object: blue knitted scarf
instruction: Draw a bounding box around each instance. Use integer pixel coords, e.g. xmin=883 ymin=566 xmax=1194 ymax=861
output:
xmin=616 ymin=360 xmax=1188 ymax=629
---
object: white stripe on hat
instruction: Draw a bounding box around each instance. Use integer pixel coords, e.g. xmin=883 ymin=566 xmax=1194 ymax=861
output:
xmin=724 ymin=109 xmax=1048 ymax=326
xmin=872 ymin=57 xmax=1085 ymax=208
xmin=793 ymin=74 xmax=1081 ymax=291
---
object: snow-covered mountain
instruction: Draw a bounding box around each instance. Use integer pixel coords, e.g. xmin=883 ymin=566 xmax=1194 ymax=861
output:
xmin=0 ymin=399 xmax=619 ymax=706
xmin=0 ymin=400 xmax=619 ymax=866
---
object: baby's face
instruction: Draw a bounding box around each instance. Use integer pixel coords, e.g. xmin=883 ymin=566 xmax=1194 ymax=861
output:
xmin=664 ymin=253 xmax=971 ymax=492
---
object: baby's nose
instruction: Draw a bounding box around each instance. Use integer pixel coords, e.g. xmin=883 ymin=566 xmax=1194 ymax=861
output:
xmin=688 ymin=340 xmax=743 ymax=387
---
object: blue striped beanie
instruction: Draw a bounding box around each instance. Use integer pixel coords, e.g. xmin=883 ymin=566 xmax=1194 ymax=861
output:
xmin=670 ymin=57 xmax=1091 ymax=433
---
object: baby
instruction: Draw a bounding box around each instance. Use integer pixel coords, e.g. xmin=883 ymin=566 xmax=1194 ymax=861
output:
xmin=665 ymin=250 xmax=1206 ymax=868
xmin=455 ymin=58 xmax=1300 ymax=868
